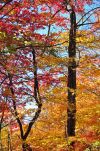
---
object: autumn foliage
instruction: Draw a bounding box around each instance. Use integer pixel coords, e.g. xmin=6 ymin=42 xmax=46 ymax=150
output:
xmin=0 ymin=0 xmax=100 ymax=151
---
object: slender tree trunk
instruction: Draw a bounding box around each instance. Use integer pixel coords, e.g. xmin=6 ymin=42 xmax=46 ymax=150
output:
xmin=21 ymin=48 xmax=41 ymax=151
xmin=8 ymin=129 xmax=12 ymax=151
xmin=8 ymin=47 xmax=42 ymax=151
xmin=0 ymin=126 xmax=3 ymax=151
xmin=0 ymin=114 xmax=4 ymax=151
xmin=67 ymin=10 xmax=77 ymax=136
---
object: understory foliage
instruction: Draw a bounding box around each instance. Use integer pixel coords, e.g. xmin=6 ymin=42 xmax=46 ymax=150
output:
xmin=0 ymin=0 xmax=100 ymax=150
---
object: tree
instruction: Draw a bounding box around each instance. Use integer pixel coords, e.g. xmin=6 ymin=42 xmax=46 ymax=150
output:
xmin=0 ymin=1 xmax=66 ymax=150
xmin=62 ymin=0 xmax=100 ymax=138
xmin=0 ymin=0 xmax=100 ymax=150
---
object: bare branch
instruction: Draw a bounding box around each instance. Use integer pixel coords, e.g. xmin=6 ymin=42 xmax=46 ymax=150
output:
xmin=0 ymin=0 xmax=13 ymax=11
xmin=77 ymin=7 xmax=100 ymax=25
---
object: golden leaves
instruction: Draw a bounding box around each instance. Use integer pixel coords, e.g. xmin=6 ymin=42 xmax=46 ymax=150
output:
xmin=60 ymin=30 xmax=100 ymax=49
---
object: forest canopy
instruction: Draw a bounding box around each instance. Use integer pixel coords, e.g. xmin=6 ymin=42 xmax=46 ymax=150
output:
xmin=0 ymin=0 xmax=100 ymax=151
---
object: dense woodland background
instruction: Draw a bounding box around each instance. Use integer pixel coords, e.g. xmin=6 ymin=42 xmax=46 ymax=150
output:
xmin=0 ymin=0 xmax=100 ymax=150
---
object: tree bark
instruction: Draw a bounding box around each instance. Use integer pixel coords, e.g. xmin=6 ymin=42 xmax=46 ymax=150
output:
xmin=22 ymin=142 xmax=32 ymax=151
xmin=0 ymin=126 xmax=3 ymax=151
xmin=67 ymin=10 xmax=77 ymax=136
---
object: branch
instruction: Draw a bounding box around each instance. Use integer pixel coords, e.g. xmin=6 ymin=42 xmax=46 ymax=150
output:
xmin=0 ymin=110 xmax=4 ymax=130
xmin=23 ymin=47 xmax=42 ymax=140
xmin=0 ymin=76 xmax=7 ymax=86
xmin=77 ymin=21 xmax=99 ymax=27
xmin=8 ymin=73 xmax=24 ymax=139
xmin=0 ymin=0 xmax=21 ymax=19
xmin=77 ymin=7 xmax=100 ymax=25
xmin=0 ymin=5 xmax=16 ymax=19
xmin=23 ymin=104 xmax=42 ymax=140
xmin=0 ymin=0 xmax=13 ymax=11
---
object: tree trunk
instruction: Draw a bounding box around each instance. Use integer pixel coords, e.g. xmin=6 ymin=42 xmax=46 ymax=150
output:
xmin=67 ymin=10 xmax=77 ymax=136
xmin=0 ymin=126 xmax=3 ymax=151
xmin=22 ymin=142 xmax=32 ymax=151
